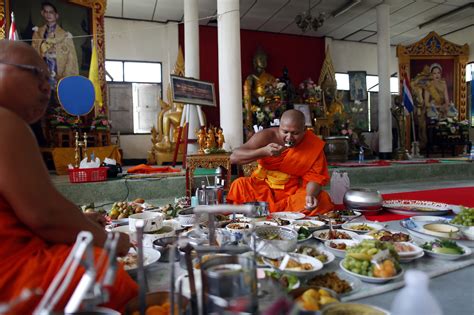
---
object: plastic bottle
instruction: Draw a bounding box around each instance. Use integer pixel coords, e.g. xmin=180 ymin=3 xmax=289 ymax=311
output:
xmin=390 ymin=270 xmax=443 ymax=315
xmin=358 ymin=146 xmax=365 ymax=164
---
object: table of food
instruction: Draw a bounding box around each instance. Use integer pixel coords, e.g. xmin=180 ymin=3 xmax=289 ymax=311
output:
xmin=95 ymin=196 xmax=474 ymax=315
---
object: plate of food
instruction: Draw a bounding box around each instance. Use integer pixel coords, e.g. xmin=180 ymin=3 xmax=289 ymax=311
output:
xmin=272 ymin=212 xmax=306 ymax=221
xmin=306 ymin=271 xmax=362 ymax=296
xmin=324 ymin=239 xmax=360 ymax=258
xmin=291 ymin=219 xmax=326 ymax=232
xmin=340 ymin=240 xmax=403 ymax=283
xmin=368 ymin=229 xmax=412 ymax=243
xmin=340 ymin=260 xmax=403 ymax=284
xmin=341 ymin=222 xmax=384 ymax=234
xmin=383 ymin=200 xmax=452 ymax=216
xmin=400 ymin=218 xmax=474 ymax=247
xmin=313 ymin=229 xmax=359 ymax=242
xmin=289 ymin=286 xmax=339 ymax=312
xmin=336 ymin=209 xmax=362 ymax=220
xmin=260 ymin=269 xmax=300 ymax=291
xmin=117 ymin=247 xmax=161 ymax=272
xmin=420 ymin=239 xmax=472 ymax=260
xmin=263 ymin=253 xmax=324 ymax=279
xmin=296 ymin=226 xmax=313 ymax=243
xmin=296 ymin=245 xmax=335 ymax=265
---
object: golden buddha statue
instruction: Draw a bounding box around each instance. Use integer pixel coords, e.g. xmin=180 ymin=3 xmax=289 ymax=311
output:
xmin=243 ymin=48 xmax=275 ymax=132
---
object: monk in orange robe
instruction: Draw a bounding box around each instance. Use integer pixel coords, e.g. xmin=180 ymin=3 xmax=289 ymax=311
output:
xmin=0 ymin=41 xmax=137 ymax=313
xmin=227 ymin=109 xmax=334 ymax=216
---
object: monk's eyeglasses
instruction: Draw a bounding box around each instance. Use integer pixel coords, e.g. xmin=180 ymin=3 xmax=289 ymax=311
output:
xmin=0 ymin=61 xmax=50 ymax=82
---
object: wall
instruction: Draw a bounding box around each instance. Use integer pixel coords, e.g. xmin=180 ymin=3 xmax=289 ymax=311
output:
xmin=444 ymin=26 xmax=474 ymax=62
xmin=104 ymin=18 xmax=179 ymax=159
xmin=328 ymin=38 xmax=399 ymax=76
xmin=178 ymin=25 xmax=326 ymax=127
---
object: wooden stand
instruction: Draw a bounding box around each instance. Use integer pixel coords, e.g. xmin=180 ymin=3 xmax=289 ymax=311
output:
xmin=185 ymin=153 xmax=232 ymax=197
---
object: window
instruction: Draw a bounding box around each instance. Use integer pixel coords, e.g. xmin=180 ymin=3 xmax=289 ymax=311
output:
xmin=105 ymin=60 xmax=163 ymax=134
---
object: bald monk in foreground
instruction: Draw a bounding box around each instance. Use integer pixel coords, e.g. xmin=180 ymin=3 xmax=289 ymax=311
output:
xmin=227 ymin=109 xmax=334 ymax=215
xmin=0 ymin=41 xmax=137 ymax=313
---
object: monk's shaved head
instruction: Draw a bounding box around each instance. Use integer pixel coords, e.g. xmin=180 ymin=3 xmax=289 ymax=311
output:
xmin=0 ymin=40 xmax=43 ymax=64
xmin=0 ymin=40 xmax=51 ymax=124
xmin=280 ymin=109 xmax=305 ymax=128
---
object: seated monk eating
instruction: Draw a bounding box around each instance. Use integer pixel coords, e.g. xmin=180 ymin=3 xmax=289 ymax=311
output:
xmin=227 ymin=109 xmax=334 ymax=215
xmin=0 ymin=41 xmax=137 ymax=313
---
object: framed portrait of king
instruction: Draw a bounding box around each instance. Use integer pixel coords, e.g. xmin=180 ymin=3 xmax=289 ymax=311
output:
xmin=1 ymin=0 xmax=107 ymax=115
xmin=397 ymin=31 xmax=469 ymax=150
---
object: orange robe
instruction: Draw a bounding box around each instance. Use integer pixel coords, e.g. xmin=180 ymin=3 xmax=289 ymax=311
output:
xmin=227 ymin=131 xmax=334 ymax=216
xmin=0 ymin=195 xmax=138 ymax=314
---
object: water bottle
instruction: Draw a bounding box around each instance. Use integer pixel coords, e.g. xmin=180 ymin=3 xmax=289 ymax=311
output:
xmin=390 ymin=270 xmax=443 ymax=315
xmin=358 ymin=146 xmax=365 ymax=164
xmin=469 ymin=146 xmax=474 ymax=162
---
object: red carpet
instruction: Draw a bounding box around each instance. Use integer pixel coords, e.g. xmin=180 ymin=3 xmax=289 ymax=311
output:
xmin=363 ymin=187 xmax=474 ymax=222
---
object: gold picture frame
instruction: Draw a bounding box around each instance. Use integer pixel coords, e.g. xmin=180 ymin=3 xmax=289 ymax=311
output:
xmin=397 ymin=31 xmax=469 ymax=120
xmin=397 ymin=32 xmax=469 ymax=150
xmin=1 ymin=0 xmax=107 ymax=116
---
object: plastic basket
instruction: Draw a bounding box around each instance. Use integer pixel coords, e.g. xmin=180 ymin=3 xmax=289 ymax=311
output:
xmin=68 ymin=167 xmax=108 ymax=183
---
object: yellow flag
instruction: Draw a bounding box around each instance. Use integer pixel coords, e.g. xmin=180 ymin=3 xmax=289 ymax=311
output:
xmin=89 ymin=43 xmax=103 ymax=110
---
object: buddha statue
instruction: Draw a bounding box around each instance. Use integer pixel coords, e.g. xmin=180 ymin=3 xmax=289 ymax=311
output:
xmin=243 ymin=48 xmax=275 ymax=132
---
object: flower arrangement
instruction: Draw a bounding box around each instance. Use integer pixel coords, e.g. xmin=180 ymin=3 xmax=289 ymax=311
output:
xmin=48 ymin=106 xmax=78 ymax=129
xmin=436 ymin=117 xmax=469 ymax=135
xmin=298 ymin=78 xmax=322 ymax=104
xmin=91 ymin=115 xmax=111 ymax=130
xmin=244 ymin=79 xmax=287 ymax=129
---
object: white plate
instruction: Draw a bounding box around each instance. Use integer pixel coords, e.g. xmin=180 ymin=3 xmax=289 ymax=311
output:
xmin=324 ymin=239 xmax=360 ymax=258
xmin=341 ymin=222 xmax=385 ymax=234
xmin=291 ymin=219 xmax=326 ymax=232
xmin=383 ymin=200 xmax=452 ymax=216
xmin=422 ymin=244 xmax=472 ymax=260
xmin=400 ymin=219 xmax=474 ymax=248
xmin=272 ymin=212 xmax=305 ymax=221
xmin=263 ymin=253 xmax=324 ymax=279
xmin=118 ymin=247 xmax=161 ymax=271
xmin=306 ymin=271 xmax=362 ymax=297
xmin=399 ymin=251 xmax=425 ymax=263
xmin=313 ymin=229 xmax=360 ymax=242
xmin=393 ymin=242 xmax=424 ymax=258
xmin=255 ymin=220 xmax=279 ymax=227
xmin=338 ymin=210 xmax=363 ymax=220
xmin=295 ymin=245 xmax=335 ymax=265
xmin=339 ymin=260 xmax=404 ymax=283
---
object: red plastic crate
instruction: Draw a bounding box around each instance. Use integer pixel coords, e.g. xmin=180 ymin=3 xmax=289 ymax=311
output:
xmin=68 ymin=167 xmax=108 ymax=183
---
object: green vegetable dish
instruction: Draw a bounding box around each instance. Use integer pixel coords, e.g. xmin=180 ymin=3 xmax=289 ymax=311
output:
xmin=264 ymin=271 xmax=299 ymax=291
xmin=297 ymin=226 xmax=312 ymax=240
xmin=450 ymin=207 xmax=474 ymax=226
xmin=421 ymin=240 xmax=465 ymax=255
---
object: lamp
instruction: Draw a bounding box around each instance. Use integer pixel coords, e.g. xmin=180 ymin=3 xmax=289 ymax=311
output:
xmin=295 ymin=0 xmax=326 ymax=33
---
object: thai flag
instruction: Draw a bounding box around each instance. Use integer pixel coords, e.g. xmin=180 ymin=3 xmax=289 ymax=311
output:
xmin=8 ymin=12 xmax=19 ymax=40
xmin=402 ymin=76 xmax=414 ymax=113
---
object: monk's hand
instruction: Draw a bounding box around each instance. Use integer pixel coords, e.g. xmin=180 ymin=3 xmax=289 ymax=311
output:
xmin=84 ymin=211 xmax=107 ymax=227
xmin=305 ymin=195 xmax=318 ymax=210
xmin=264 ymin=143 xmax=285 ymax=157
xmin=116 ymin=232 xmax=132 ymax=257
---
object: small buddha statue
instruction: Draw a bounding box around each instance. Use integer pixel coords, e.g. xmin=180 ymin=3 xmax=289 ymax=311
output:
xmin=196 ymin=127 xmax=207 ymax=153
xmin=217 ymin=128 xmax=225 ymax=149
xmin=243 ymin=48 xmax=275 ymax=131
xmin=206 ymin=127 xmax=216 ymax=149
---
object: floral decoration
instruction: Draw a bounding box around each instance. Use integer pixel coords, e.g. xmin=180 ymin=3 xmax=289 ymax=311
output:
xmin=48 ymin=106 xmax=79 ymax=128
xmin=435 ymin=117 xmax=469 ymax=135
xmin=244 ymin=79 xmax=287 ymax=129
xmin=91 ymin=115 xmax=111 ymax=130
xmin=298 ymin=78 xmax=325 ymax=119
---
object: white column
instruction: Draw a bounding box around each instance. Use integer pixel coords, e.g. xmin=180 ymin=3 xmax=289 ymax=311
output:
xmin=184 ymin=0 xmax=202 ymax=153
xmin=376 ymin=4 xmax=392 ymax=159
xmin=218 ymin=0 xmax=243 ymax=150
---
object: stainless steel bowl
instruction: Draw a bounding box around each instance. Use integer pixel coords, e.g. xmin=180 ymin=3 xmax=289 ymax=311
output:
xmin=152 ymin=236 xmax=179 ymax=262
xmin=343 ymin=188 xmax=383 ymax=211
xmin=253 ymin=226 xmax=298 ymax=255
xmin=244 ymin=201 xmax=270 ymax=217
